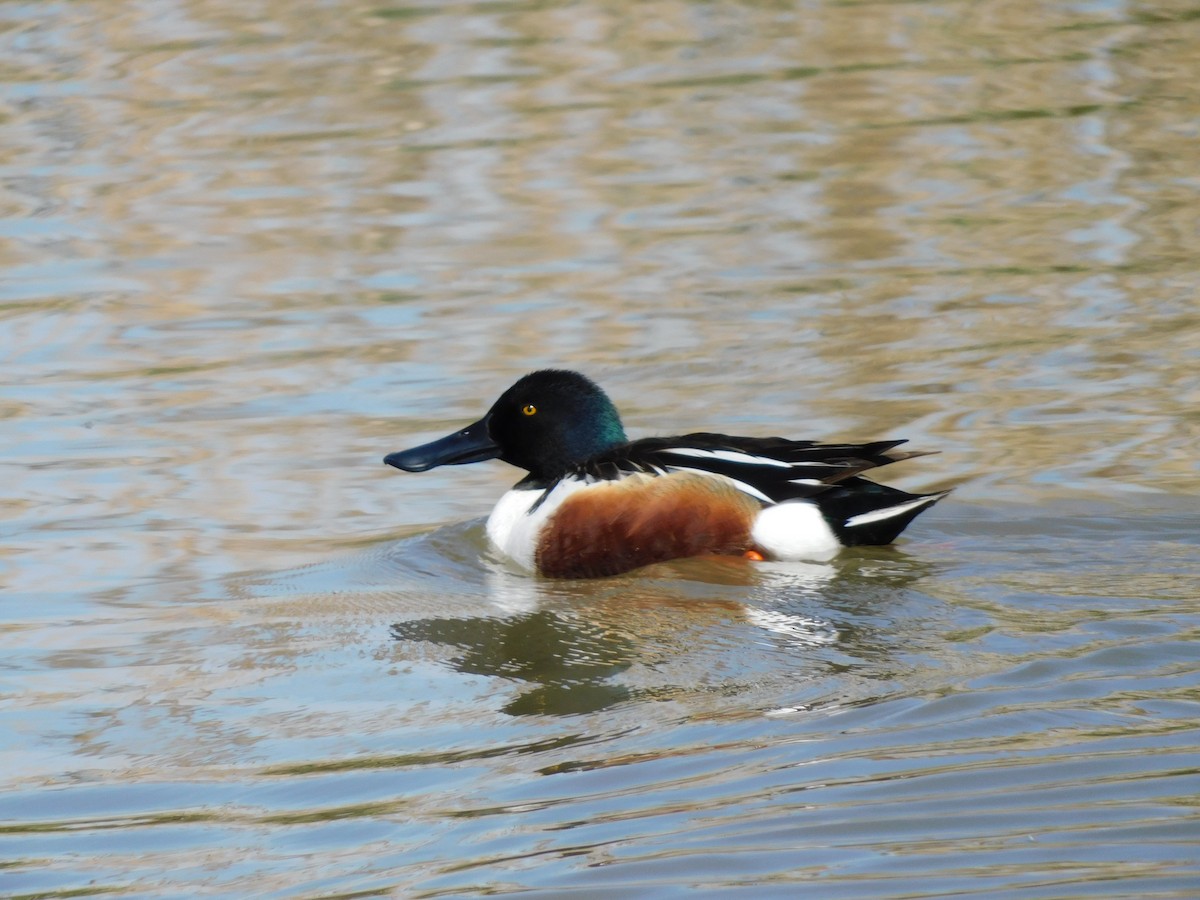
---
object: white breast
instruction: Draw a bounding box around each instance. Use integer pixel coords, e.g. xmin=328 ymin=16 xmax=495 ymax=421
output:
xmin=485 ymin=479 xmax=592 ymax=571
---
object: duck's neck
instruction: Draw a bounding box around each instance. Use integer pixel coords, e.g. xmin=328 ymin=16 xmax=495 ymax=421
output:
xmin=529 ymin=406 xmax=626 ymax=486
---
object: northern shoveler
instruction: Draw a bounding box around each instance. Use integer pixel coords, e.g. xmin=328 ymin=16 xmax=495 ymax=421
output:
xmin=384 ymin=369 xmax=949 ymax=579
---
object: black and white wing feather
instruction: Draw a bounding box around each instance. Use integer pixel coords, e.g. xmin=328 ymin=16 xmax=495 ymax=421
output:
xmin=575 ymin=433 xmax=931 ymax=503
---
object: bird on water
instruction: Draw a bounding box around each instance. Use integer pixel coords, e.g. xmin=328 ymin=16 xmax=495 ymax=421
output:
xmin=384 ymin=369 xmax=949 ymax=579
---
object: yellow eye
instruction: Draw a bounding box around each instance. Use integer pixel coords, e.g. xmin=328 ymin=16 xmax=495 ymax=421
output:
xmin=522 ymin=404 xmax=537 ymax=416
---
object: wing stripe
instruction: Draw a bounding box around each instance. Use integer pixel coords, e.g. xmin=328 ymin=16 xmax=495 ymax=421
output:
xmin=661 ymin=447 xmax=793 ymax=468
xmin=844 ymin=494 xmax=941 ymax=528
xmin=661 ymin=465 xmax=775 ymax=503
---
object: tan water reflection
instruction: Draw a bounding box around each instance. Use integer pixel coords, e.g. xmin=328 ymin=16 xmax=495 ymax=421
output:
xmin=0 ymin=1 xmax=1194 ymax=581
xmin=3 ymin=1 xmax=1200 ymax=895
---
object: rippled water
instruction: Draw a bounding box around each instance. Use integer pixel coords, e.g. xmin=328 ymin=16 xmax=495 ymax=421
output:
xmin=3 ymin=0 xmax=1199 ymax=896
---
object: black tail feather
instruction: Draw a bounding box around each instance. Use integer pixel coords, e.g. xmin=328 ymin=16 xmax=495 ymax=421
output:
xmin=817 ymin=478 xmax=950 ymax=546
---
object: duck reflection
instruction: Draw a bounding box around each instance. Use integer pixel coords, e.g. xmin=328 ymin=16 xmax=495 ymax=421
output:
xmin=391 ymin=609 xmax=636 ymax=716
xmin=390 ymin=552 xmax=935 ymax=717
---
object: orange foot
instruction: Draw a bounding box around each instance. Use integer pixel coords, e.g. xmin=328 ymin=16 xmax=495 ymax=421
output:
xmin=743 ymin=549 xmax=765 ymax=561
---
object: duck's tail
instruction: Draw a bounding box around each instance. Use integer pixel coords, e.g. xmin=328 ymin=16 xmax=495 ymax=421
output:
xmin=817 ymin=478 xmax=951 ymax=546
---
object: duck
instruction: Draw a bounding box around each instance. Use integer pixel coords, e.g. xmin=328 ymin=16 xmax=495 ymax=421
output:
xmin=384 ymin=369 xmax=949 ymax=579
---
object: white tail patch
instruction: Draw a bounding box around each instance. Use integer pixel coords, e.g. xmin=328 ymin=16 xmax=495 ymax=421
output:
xmin=751 ymin=501 xmax=841 ymax=561
xmin=844 ymin=494 xmax=941 ymax=528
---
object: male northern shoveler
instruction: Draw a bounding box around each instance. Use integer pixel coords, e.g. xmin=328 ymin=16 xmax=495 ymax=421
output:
xmin=384 ymin=369 xmax=949 ymax=579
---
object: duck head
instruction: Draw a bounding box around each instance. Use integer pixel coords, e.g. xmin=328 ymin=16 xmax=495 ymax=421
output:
xmin=384 ymin=369 xmax=628 ymax=483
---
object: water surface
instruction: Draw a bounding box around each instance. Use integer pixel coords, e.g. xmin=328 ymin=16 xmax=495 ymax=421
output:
xmin=2 ymin=0 xmax=1199 ymax=896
